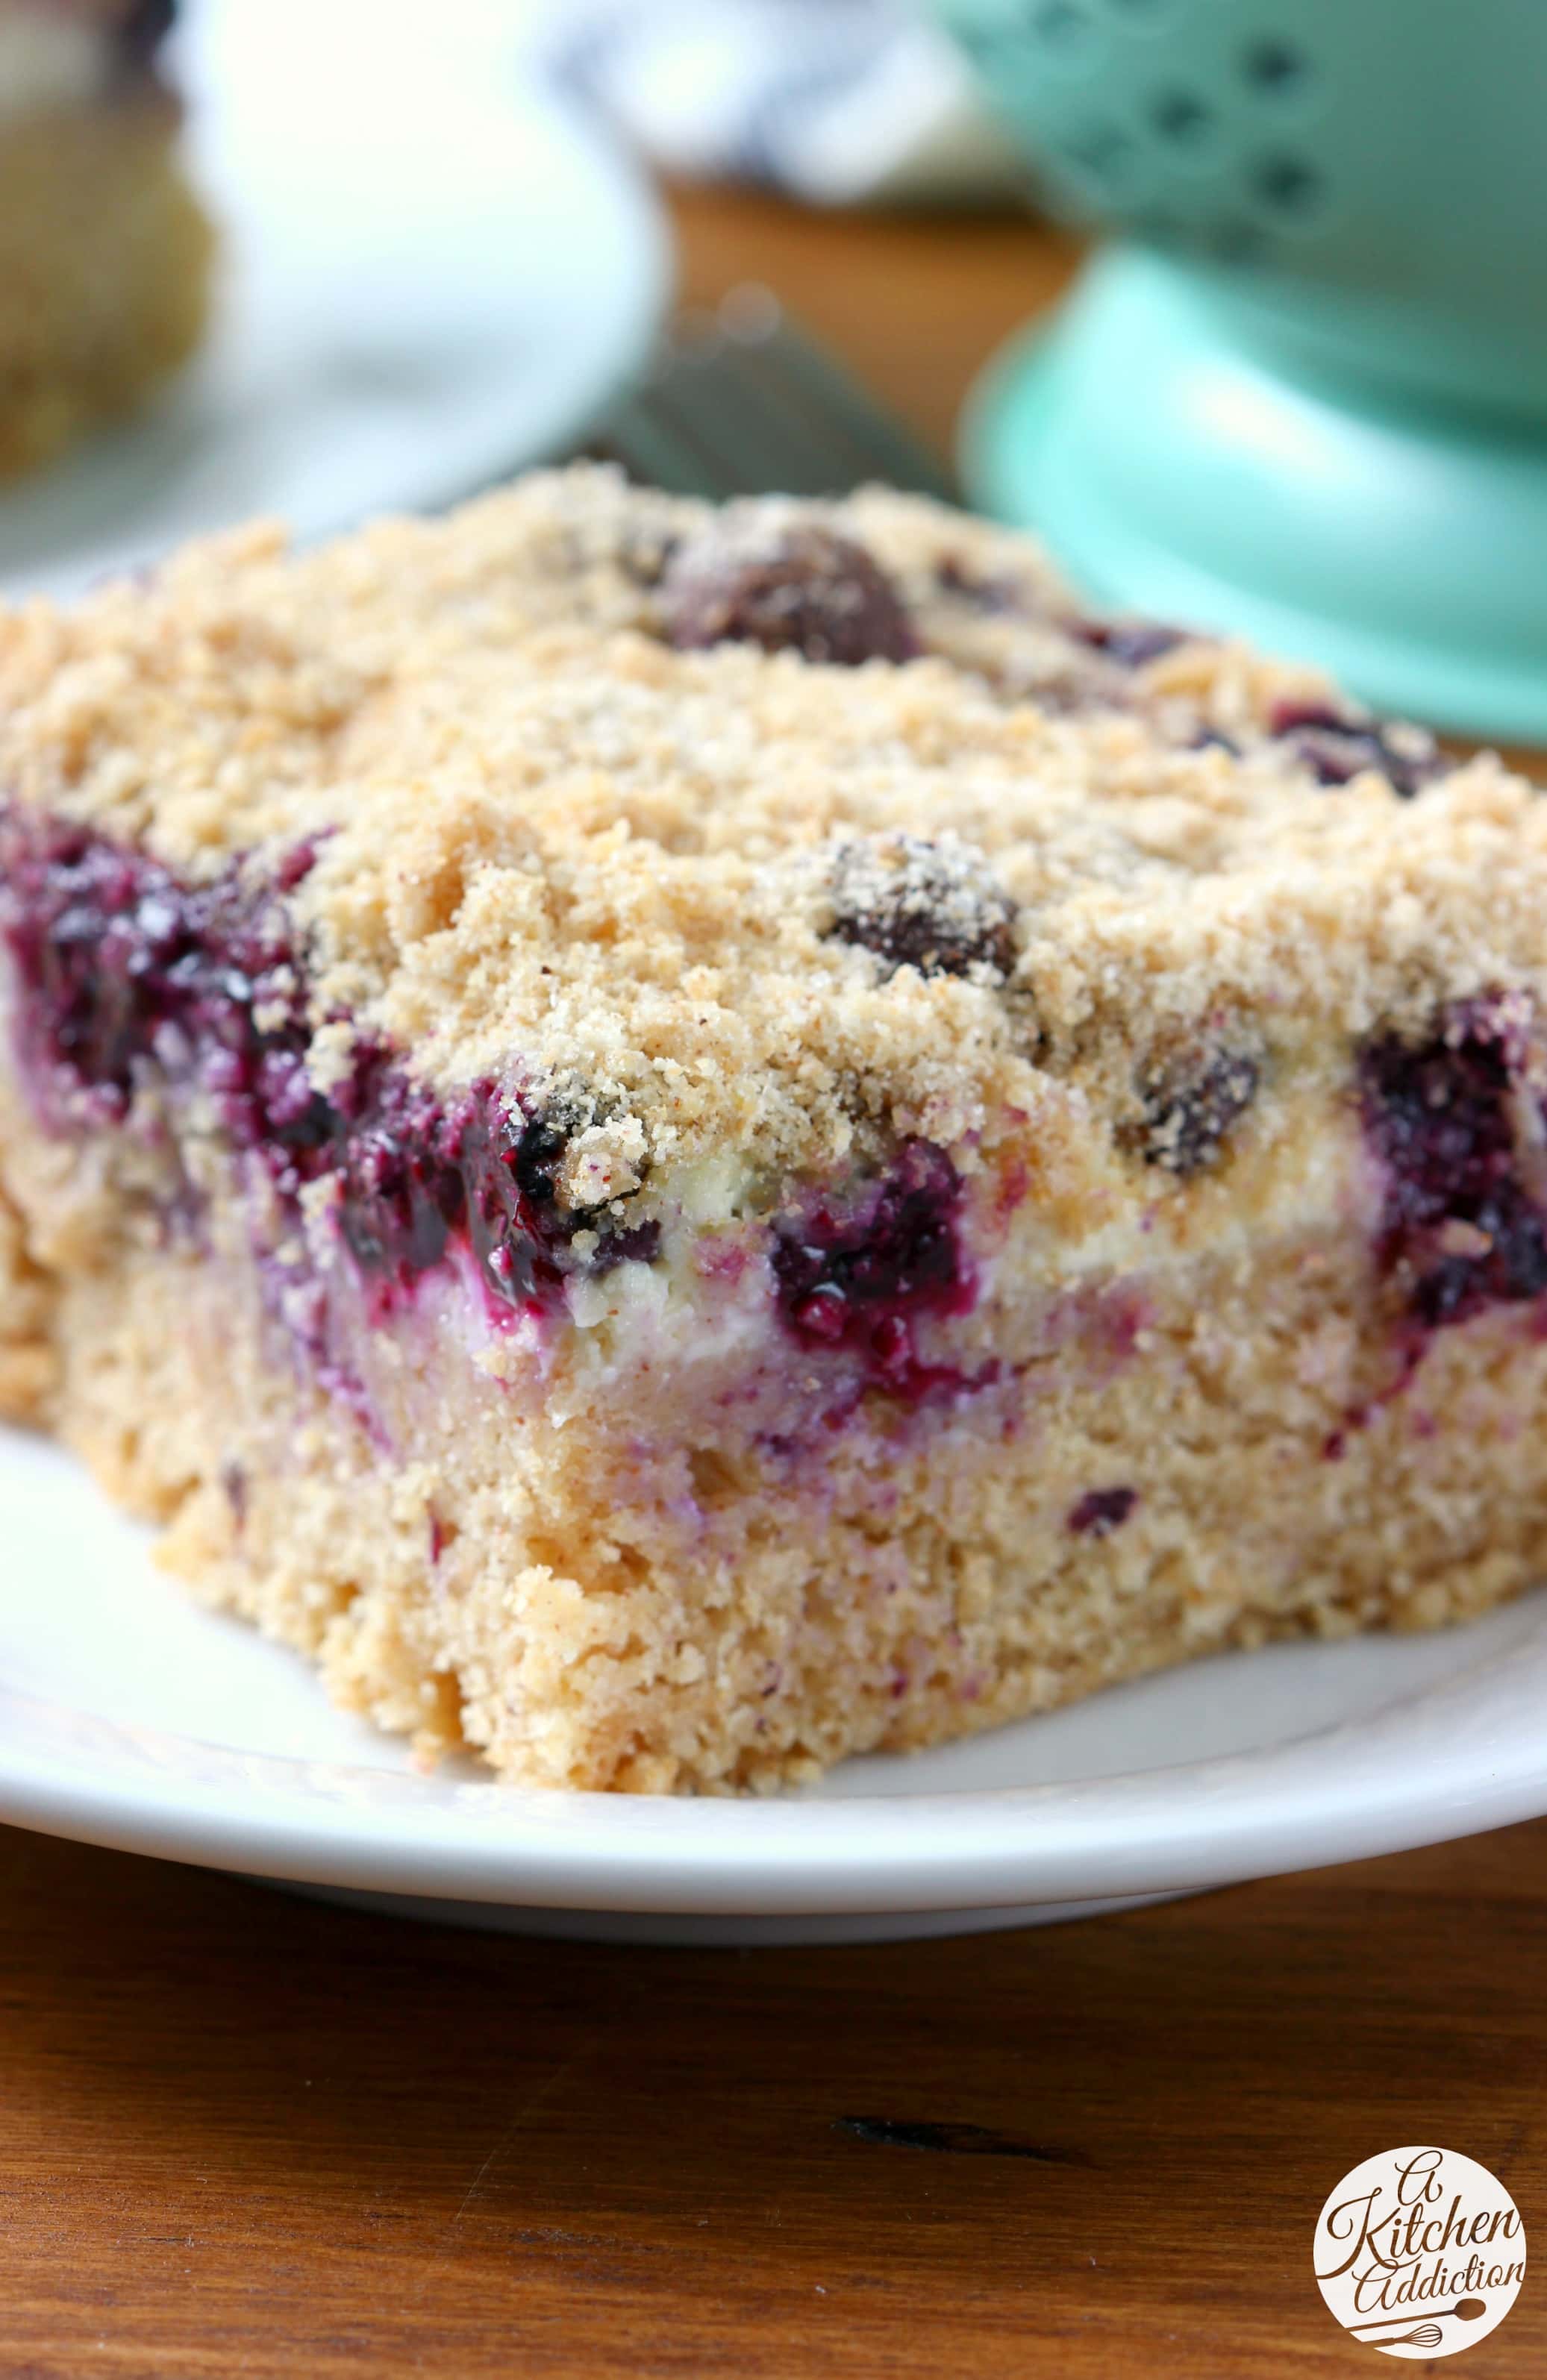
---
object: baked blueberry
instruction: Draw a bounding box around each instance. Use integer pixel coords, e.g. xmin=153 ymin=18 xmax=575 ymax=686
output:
xmin=1360 ymin=1001 xmax=1547 ymax=1326
xmin=660 ymin=513 xmax=919 ymax=666
xmin=1269 ymin=699 xmax=1448 ymax=799
xmin=826 ymin=836 xmax=1018 ymax=982
xmin=1131 ymin=1047 xmax=1260 ymax=1176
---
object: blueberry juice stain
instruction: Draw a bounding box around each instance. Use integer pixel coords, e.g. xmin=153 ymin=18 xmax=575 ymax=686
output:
xmin=0 ymin=809 xmax=654 ymax=1338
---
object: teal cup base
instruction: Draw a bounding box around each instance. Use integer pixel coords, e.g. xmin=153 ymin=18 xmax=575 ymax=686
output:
xmin=962 ymin=247 xmax=1547 ymax=743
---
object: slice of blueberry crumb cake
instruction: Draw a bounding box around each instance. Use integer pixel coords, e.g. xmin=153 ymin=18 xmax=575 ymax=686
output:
xmin=0 ymin=466 xmax=1543 ymax=1793
xmin=0 ymin=1 xmax=213 ymax=478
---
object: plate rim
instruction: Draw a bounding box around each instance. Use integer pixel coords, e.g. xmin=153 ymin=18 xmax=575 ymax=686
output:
xmin=1 ymin=1595 xmax=1543 ymax=1916
xmin=0 ymin=15 xmax=1539 ymax=1924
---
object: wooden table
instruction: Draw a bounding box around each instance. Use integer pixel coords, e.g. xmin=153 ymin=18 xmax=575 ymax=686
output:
xmin=4 ymin=188 xmax=1543 ymax=2380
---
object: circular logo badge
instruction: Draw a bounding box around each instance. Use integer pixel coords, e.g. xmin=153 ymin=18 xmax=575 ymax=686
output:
xmin=1316 ymin=2147 xmax=1525 ymax=2358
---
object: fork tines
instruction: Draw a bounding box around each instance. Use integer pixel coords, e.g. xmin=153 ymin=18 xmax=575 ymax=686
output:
xmin=588 ymin=283 xmax=960 ymax=504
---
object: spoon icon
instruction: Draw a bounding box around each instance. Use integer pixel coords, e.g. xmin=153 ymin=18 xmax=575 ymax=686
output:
xmin=1347 ymin=2297 xmax=1488 ymax=2335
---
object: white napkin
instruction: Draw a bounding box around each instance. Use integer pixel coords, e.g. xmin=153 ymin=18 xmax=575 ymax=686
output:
xmin=530 ymin=0 xmax=1023 ymax=205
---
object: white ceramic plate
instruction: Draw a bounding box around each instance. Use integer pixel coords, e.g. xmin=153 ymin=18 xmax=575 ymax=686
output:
xmin=2 ymin=1424 xmax=1545 ymax=1943
xmin=0 ymin=0 xmax=669 ymax=601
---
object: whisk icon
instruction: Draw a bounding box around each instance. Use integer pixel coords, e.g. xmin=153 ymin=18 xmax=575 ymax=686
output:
xmin=1346 ymin=2296 xmax=1488 ymax=2350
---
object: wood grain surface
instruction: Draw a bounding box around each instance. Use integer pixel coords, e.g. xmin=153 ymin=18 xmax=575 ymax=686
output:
xmin=2 ymin=185 xmax=1543 ymax=2380
xmin=2 ymin=1822 xmax=1543 ymax=2376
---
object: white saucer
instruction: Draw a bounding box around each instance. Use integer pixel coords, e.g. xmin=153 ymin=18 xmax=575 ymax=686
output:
xmin=2 ymin=1424 xmax=1545 ymax=1943
xmin=0 ymin=0 xmax=669 ymax=600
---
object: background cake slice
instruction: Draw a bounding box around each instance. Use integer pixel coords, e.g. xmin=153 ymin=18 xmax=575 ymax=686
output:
xmin=1 ymin=466 xmax=1544 ymax=1793
xmin=0 ymin=0 xmax=213 ymax=478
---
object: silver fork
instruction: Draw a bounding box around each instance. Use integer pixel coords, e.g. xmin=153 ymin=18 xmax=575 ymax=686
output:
xmin=584 ymin=283 xmax=960 ymax=503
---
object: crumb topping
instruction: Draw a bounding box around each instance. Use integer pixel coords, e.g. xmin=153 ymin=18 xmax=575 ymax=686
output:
xmin=0 ymin=464 xmax=1543 ymax=1200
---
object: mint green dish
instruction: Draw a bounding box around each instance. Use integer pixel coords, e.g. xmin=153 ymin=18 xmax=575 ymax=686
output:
xmin=928 ymin=0 xmax=1547 ymax=737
